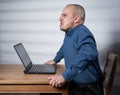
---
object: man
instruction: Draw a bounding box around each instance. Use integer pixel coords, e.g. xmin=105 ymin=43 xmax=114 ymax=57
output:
xmin=45 ymin=4 xmax=104 ymax=95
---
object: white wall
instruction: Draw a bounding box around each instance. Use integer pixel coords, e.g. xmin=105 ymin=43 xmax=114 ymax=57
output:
xmin=0 ymin=0 xmax=120 ymax=64
xmin=0 ymin=0 xmax=120 ymax=94
xmin=0 ymin=0 xmax=64 ymax=64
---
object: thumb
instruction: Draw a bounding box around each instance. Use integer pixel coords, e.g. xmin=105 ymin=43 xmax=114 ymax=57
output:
xmin=48 ymin=76 xmax=53 ymax=80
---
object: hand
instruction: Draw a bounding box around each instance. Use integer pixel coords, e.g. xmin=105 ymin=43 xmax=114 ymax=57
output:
xmin=45 ymin=60 xmax=56 ymax=65
xmin=48 ymin=75 xmax=65 ymax=88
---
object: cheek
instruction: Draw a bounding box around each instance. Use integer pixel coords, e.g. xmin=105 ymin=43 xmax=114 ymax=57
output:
xmin=64 ymin=19 xmax=74 ymax=27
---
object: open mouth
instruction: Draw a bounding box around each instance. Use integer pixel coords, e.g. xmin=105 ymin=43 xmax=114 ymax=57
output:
xmin=60 ymin=22 xmax=63 ymax=26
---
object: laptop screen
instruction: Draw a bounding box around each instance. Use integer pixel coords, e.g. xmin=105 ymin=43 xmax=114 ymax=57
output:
xmin=14 ymin=43 xmax=32 ymax=68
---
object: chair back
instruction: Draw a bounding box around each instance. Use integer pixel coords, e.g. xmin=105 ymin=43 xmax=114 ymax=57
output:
xmin=103 ymin=52 xmax=119 ymax=95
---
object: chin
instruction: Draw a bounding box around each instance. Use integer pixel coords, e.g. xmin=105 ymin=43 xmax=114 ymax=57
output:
xmin=60 ymin=28 xmax=67 ymax=32
xmin=60 ymin=27 xmax=66 ymax=31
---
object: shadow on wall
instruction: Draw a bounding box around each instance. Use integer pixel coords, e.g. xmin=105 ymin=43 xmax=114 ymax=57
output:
xmin=99 ymin=42 xmax=120 ymax=65
xmin=98 ymin=30 xmax=120 ymax=95
xmin=99 ymin=30 xmax=120 ymax=65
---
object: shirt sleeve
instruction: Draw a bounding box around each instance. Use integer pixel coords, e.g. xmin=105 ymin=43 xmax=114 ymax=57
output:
xmin=53 ymin=44 xmax=64 ymax=63
xmin=62 ymin=32 xmax=98 ymax=81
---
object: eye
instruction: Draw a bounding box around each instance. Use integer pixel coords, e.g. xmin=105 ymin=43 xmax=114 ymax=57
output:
xmin=62 ymin=14 xmax=67 ymax=17
xmin=63 ymin=14 xmax=67 ymax=17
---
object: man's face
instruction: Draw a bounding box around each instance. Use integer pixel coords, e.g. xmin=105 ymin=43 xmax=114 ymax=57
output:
xmin=59 ymin=6 xmax=76 ymax=32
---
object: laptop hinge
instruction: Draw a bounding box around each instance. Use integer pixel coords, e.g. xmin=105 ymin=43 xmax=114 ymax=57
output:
xmin=24 ymin=62 xmax=32 ymax=72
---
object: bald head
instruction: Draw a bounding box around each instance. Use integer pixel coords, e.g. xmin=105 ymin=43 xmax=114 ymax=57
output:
xmin=59 ymin=4 xmax=85 ymax=32
xmin=65 ymin=4 xmax=85 ymax=23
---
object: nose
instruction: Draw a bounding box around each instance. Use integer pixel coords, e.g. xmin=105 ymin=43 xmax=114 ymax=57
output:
xmin=59 ymin=16 xmax=62 ymax=21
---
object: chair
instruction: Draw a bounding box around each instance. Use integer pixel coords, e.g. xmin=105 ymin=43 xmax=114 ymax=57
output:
xmin=103 ymin=52 xmax=119 ymax=95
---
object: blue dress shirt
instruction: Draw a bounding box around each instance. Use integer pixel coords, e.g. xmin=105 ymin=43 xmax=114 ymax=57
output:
xmin=54 ymin=24 xmax=103 ymax=84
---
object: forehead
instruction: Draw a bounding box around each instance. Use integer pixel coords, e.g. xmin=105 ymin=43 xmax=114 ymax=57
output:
xmin=62 ymin=6 xmax=75 ymax=14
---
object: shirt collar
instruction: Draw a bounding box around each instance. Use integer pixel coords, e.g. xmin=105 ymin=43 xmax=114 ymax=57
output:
xmin=66 ymin=24 xmax=83 ymax=36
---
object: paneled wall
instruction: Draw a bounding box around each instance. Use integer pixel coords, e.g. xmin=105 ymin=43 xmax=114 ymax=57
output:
xmin=0 ymin=0 xmax=65 ymax=64
xmin=0 ymin=0 xmax=120 ymax=95
xmin=0 ymin=0 xmax=120 ymax=64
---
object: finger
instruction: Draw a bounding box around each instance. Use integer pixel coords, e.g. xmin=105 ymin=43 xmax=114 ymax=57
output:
xmin=49 ymin=79 xmax=53 ymax=85
xmin=55 ymin=80 xmax=59 ymax=87
xmin=44 ymin=61 xmax=51 ymax=65
xmin=51 ymin=80 xmax=55 ymax=87
xmin=48 ymin=76 xmax=53 ymax=80
xmin=44 ymin=61 xmax=49 ymax=64
xmin=58 ymin=83 xmax=63 ymax=87
xmin=58 ymin=84 xmax=61 ymax=87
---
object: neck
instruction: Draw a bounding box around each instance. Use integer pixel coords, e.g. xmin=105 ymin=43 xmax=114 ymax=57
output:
xmin=65 ymin=23 xmax=83 ymax=33
xmin=72 ymin=22 xmax=83 ymax=29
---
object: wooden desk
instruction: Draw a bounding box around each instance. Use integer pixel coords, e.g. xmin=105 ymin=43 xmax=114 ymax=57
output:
xmin=0 ymin=64 xmax=68 ymax=95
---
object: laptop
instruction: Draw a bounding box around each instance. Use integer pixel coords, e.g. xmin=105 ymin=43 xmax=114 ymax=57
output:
xmin=13 ymin=43 xmax=56 ymax=74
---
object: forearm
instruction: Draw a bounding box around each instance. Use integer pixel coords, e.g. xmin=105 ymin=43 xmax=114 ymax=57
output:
xmin=62 ymin=44 xmax=98 ymax=81
xmin=53 ymin=45 xmax=64 ymax=63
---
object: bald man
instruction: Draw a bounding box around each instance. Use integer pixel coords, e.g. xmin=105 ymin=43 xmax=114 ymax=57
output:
xmin=45 ymin=4 xmax=104 ymax=95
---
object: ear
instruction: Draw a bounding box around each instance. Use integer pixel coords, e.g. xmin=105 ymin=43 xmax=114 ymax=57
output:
xmin=74 ymin=15 xmax=81 ymax=23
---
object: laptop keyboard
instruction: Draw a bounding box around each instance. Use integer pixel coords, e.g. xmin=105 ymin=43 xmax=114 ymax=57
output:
xmin=30 ymin=65 xmax=42 ymax=72
xmin=29 ymin=64 xmax=55 ymax=73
